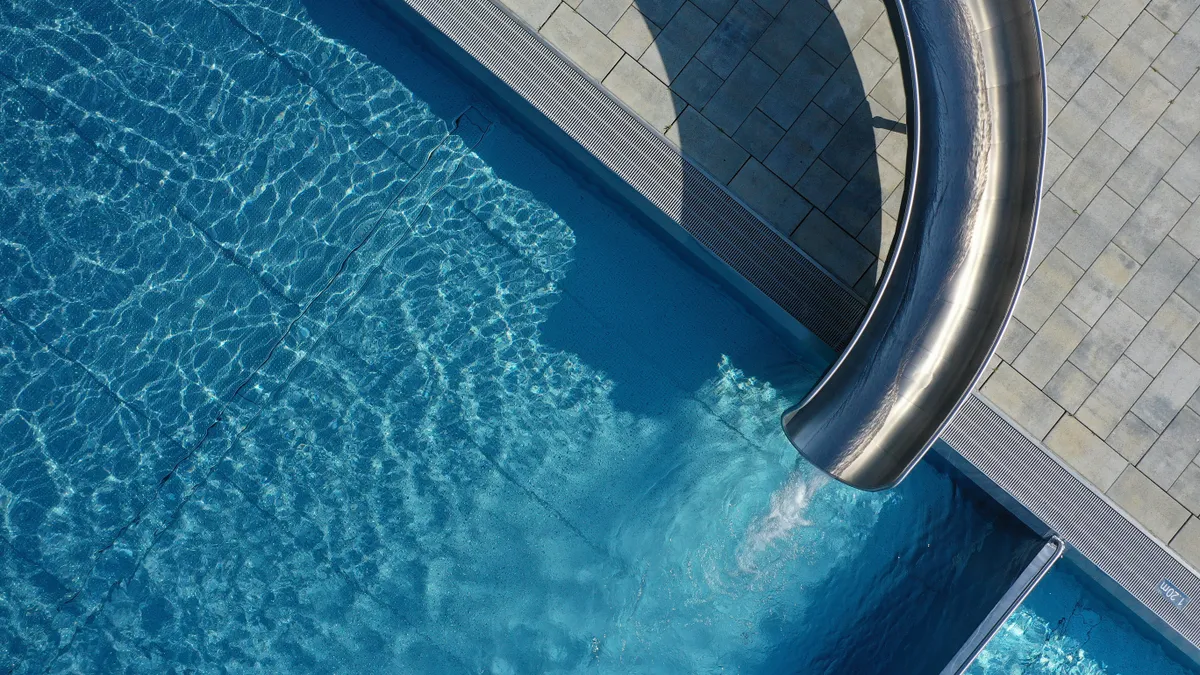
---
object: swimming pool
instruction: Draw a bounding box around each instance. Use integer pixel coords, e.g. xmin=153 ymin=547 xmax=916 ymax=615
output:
xmin=0 ymin=0 xmax=1195 ymax=672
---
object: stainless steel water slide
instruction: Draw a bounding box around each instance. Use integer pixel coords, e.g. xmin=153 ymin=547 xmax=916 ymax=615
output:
xmin=783 ymin=0 xmax=1046 ymax=491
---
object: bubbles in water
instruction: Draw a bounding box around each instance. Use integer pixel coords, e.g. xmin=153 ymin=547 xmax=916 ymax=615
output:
xmin=737 ymin=470 xmax=830 ymax=572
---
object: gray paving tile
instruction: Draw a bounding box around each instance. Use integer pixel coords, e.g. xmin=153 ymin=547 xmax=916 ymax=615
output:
xmin=733 ymin=109 xmax=785 ymax=159
xmin=1151 ymin=9 xmax=1200 ymax=88
xmin=731 ymin=158 xmax=812 ymax=234
xmin=1042 ymin=140 xmax=1073 ymax=197
xmin=604 ymin=55 xmax=684 ymax=132
xmin=543 ymin=5 xmax=625 ymax=79
xmin=1057 ymin=187 xmax=1135 ymax=268
xmin=1078 ymin=356 xmax=1155 ymax=436
xmin=609 ymin=7 xmax=660 ymax=56
xmin=1171 ymin=464 xmax=1200 ymax=514
xmin=980 ymin=363 xmax=1066 ymax=439
xmin=1045 ymin=361 xmax=1099 ymax=413
xmin=826 ymin=158 xmax=902 ymax=236
xmin=1047 ymin=415 xmax=1130 ymax=489
xmin=1148 ymin=0 xmax=1200 ymax=31
xmin=1108 ymin=127 xmax=1188 ymax=209
xmin=1166 ymin=136 xmax=1200 ymax=201
xmin=579 ymin=0 xmax=633 ymax=31
xmin=788 ymin=208 xmax=875 ymax=283
xmin=667 ymin=107 xmax=749 ymax=181
xmin=1109 ymin=411 xmax=1160 ymax=462
xmin=758 ymin=47 xmax=837 ymax=128
xmin=765 ymin=104 xmax=841 ymax=183
xmin=751 ymin=0 xmax=829 ymax=72
xmin=1120 ymin=237 xmax=1198 ymax=319
xmin=1090 ymin=0 xmax=1151 ymax=36
xmin=1015 ymin=249 xmax=1086 ymax=329
xmin=1071 ymin=300 xmax=1148 ymax=380
xmin=640 ymin=2 xmax=717 ymax=82
xmin=1108 ymin=465 xmax=1189 ymax=541
xmin=1133 ymin=350 xmax=1200 ymax=431
xmin=1096 ymin=11 xmax=1175 ymax=93
xmin=997 ymin=318 xmax=1036 ymax=362
xmin=868 ymin=61 xmax=906 ymax=121
xmin=795 ymin=159 xmax=848 ymax=210
xmin=1177 ymin=260 xmax=1200 ymax=312
xmin=565 ymin=0 xmax=583 ymax=9
xmin=1014 ymin=306 xmax=1091 ymax=387
xmin=1063 ymin=242 xmax=1140 ymax=324
xmin=857 ymin=208 xmax=897 ymax=258
xmin=819 ymin=99 xmax=879 ymax=179
xmin=1141 ymin=407 xmax=1200 ymax=488
xmin=1171 ymin=200 xmax=1200 ymax=260
xmin=1043 ymin=34 xmax=1064 ymax=64
xmin=1052 ymin=131 xmax=1130 ymax=211
xmin=1127 ymin=294 xmax=1200 ymax=374
xmin=1173 ymin=518 xmax=1200 ymax=569
xmin=635 ymin=0 xmax=687 ymax=25
xmin=813 ymin=41 xmax=891 ymax=123
xmin=863 ymin=12 xmax=898 ymax=61
xmin=853 ymin=257 xmax=885 ymax=300
xmin=1103 ymin=70 xmax=1179 ymax=151
xmin=806 ymin=0 xmax=885 ymax=66
xmin=1160 ymin=72 xmax=1200 ymax=145
xmin=1047 ymin=87 xmax=1068 ymax=126
xmin=692 ymin=0 xmax=737 ymax=20
xmin=1050 ymin=74 xmax=1123 ymax=156
xmin=1047 ymin=18 xmax=1119 ymax=99
xmin=702 ymin=53 xmax=777 ymax=132
xmin=753 ymin=0 xmax=789 ymax=15
xmin=696 ymin=0 xmax=774 ymax=77
xmin=1040 ymin=0 xmax=1100 ymax=44
xmin=882 ymin=179 xmax=905 ymax=218
xmin=670 ymin=59 xmax=723 ymax=107
xmin=507 ymin=0 xmax=561 ymax=27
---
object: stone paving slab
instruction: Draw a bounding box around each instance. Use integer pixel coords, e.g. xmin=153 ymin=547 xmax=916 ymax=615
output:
xmin=977 ymin=0 xmax=1200 ymax=570
xmin=498 ymin=0 xmax=906 ymax=295
xmin=497 ymin=0 xmax=1200 ymax=570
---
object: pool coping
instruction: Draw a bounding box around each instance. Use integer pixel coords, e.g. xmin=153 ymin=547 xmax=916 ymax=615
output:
xmin=373 ymin=0 xmax=1200 ymax=664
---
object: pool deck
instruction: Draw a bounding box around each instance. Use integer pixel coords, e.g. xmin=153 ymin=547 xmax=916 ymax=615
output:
xmin=390 ymin=0 xmax=1200 ymax=657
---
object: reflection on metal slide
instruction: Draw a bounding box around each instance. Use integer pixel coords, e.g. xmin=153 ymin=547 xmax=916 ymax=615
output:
xmin=783 ymin=0 xmax=1047 ymax=491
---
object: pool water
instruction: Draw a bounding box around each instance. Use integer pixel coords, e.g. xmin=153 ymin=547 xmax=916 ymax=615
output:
xmin=0 ymin=0 xmax=1195 ymax=673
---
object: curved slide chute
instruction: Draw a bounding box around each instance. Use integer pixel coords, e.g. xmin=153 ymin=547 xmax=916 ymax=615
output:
xmin=783 ymin=0 xmax=1047 ymax=490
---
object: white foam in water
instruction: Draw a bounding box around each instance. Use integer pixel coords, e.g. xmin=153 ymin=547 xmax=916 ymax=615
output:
xmin=737 ymin=471 xmax=829 ymax=572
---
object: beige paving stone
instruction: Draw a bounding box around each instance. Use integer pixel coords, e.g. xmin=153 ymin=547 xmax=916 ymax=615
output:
xmin=1107 ymin=465 xmax=1189 ymax=542
xmin=996 ymin=318 xmax=1036 ymax=362
xmin=862 ymin=11 xmax=898 ymax=61
xmin=1050 ymin=74 xmax=1122 ymax=156
xmin=542 ymin=5 xmax=625 ymax=79
xmin=1045 ymin=362 xmax=1098 ymax=413
xmin=1046 ymin=415 xmax=1130 ymax=490
xmin=1062 ymin=243 xmax=1139 ymax=325
xmin=1112 ymin=180 xmax=1191 ymax=263
xmin=1132 ymin=350 xmax=1200 ymax=431
xmin=1140 ymin=407 xmax=1200 ymax=488
xmin=1126 ymin=294 xmax=1200 ymax=375
xmin=579 ymin=0 xmax=632 ymax=32
xmin=1056 ymin=187 xmax=1135 ymax=269
xmin=1014 ymin=249 xmax=1086 ymax=330
xmin=1108 ymin=412 xmax=1159 ymax=462
xmin=1171 ymin=517 xmax=1200 ymax=568
xmin=667 ymin=107 xmax=749 ymax=181
xmin=1119 ymin=237 xmax=1198 ymax=320
xmin=1070 ymin=300 xmax=1147 ymax=380
xmin=1052 ymin=131 xmax=1129 ymax=212
xmin=1102 ymin=69 xmax=1178 ymax=151
xmin=788 ymin=208 xmax=874 ymax=284
xmin=1171 ymin=464 xmax=1200 ymax=514
xmin=608 ymin=6 xmax=659 ymax=56
xmin=731 ymin=158 xmax=812 ymax=234
xmin=1077 ymin=356 xmax=1154 ymax=437
xmin=604 ymin=55 xmax=683 ymax=132
xmin=506 ymin=0 xmax=561 ymax=28
xmin=1014 ymin=306 xmax=1090 ymax=388
xmin=980 ymin=363 xmax=1065 ymax=440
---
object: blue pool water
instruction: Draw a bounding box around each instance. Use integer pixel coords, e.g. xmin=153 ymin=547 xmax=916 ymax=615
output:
xmin=0 ymin=0 xmax=1195 ymax=672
